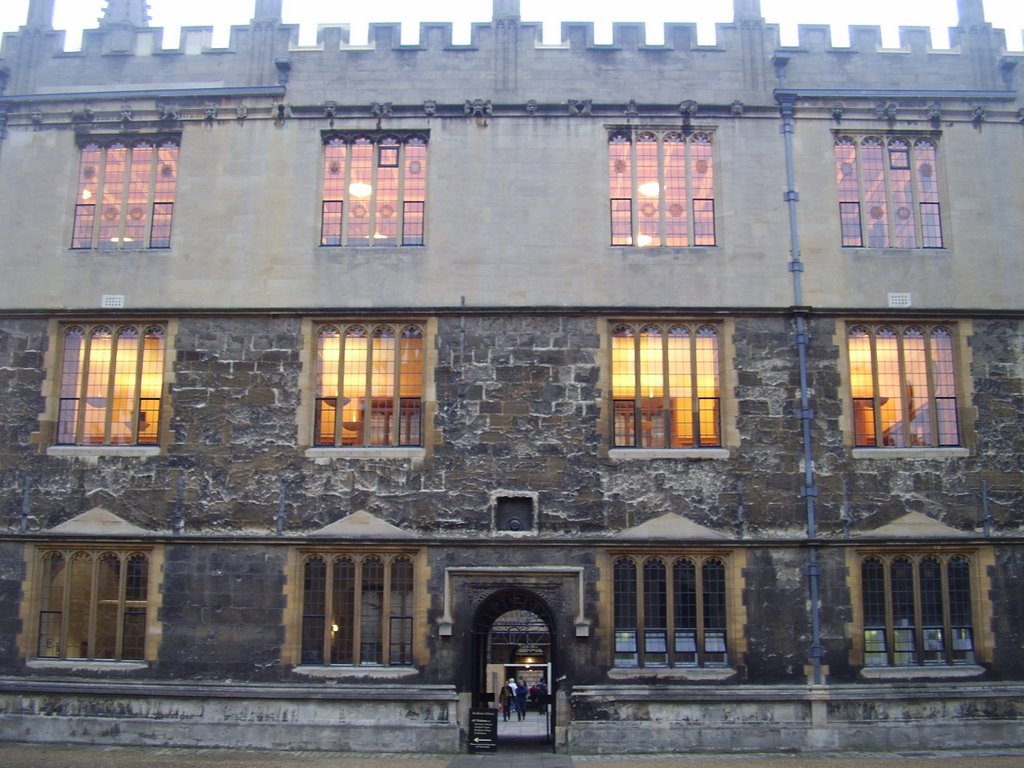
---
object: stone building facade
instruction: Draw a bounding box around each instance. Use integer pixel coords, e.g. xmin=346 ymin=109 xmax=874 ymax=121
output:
xmin=0 ymin=0 xmax=1022 ymax=754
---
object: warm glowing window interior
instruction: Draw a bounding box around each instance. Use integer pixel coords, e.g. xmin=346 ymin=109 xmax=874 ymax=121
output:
xmin=37 ymin=549 xmax=149 ymax=661
xmin=612 ymin=323 xmax=720 ymax=448
xmin=613 ymin=554 xmax=728 ymax=668
xmin=848 ymin=323 xmax=959 ymax=448
xmin=609 ymin=130 xmax=715 ymax=247
xmin=72 ymin=139 xmax=179 ymax=250
xmin=834 ymin=136 xmax=942 ymax=249
xmin=321 ymin=133 xmax=427 ymax=247
xmin=300 ymin=553 xmax=415 ymax=666
xmin=315 ymin=323 xmax=423 ymax=447
xmin=57 ymin=324 xmax=165 ymax=446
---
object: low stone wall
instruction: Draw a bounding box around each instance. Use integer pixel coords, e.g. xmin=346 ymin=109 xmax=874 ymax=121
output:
xmin=567 ymin=682 xmax=1024 ymax=754
xmin=0 ymin=678 xmax=460 ymax=753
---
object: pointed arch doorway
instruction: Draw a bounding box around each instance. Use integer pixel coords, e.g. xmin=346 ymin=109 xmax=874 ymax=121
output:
xmin=472 ymin=588 xmax=555 ymax=748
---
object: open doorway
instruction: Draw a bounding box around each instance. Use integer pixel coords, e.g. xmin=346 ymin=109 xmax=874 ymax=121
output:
xmin=472 ymin=589 xmax=554 ymax=749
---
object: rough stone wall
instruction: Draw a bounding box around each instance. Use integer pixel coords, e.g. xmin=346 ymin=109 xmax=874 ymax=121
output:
xmin=989 ymin=547 xmax=1024 ymax=679
xmin=0 ymin=543 xmax=25 ymax=672
xmin=157 ymin=544 xmax=287 ymax=679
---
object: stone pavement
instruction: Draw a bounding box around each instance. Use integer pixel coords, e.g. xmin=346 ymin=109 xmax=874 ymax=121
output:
xmin=1 ymin=743 xmax=1024 ymax=768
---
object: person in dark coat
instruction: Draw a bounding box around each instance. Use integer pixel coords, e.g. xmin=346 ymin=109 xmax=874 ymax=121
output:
xmin=514 ymin=678 xmax=529 ymax=720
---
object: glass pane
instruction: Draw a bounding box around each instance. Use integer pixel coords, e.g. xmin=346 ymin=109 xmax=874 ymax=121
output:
xmin=94 ymin=554 xmax=121 ymax=659
xmin=613 ymin=559 xmax=638 ymax=666
xmin=83 ymin=328 xmax=113 ymax=445
xmin=888 ymin=140 xmax=916 ymax=248
xmin=929 ymin=329 xmax=959 ymax=446
xmin=690 ymin=136 xmax=714 ymax=246
xmin=346 ymin=140 xmax=373 ymax=246
xmin=110 ymin=328 xmax=140 ymax=446
xmin=891 ymin=558 xmax=917 ymax=665
xmin=663 ymin=135 xmax=688 ymax=245
xmin=915 ymin=140 xmax=942 ymax=248
xmin=903 ymin=329 xmax=931 ymax=446
xmin=301 ymin=557 xmax=326 ymax=664
xmin=360 ymin=558 xmax=384 ymax=664
xmin=369 ymin=328 xmax=396 ymax=446
xmin=373 ymin=143 xmax=399 ymax=246
xmin=72 ymin=145 xmax=101 ymax=248
xmin=122 ymin=143 xmax=153 ymax=249
xmin=398 ymin=328 xmax=423 ymax=446
xmin=611 ymin=326 xmax=636 ymax=447
xmin=875 ymin=329 xmax=904 ymax=447
xmin=861 ymin=138 xmax=889 ymax=248
xmin=38 ymin=553 xmax=65 ymax=658
xmin=58 ymin=328 xmax=86 ymax=444
xmin=331 ymin=558 xmax=355 ymax=664
xmin=666 ymin=327 xmax=693 ymax=447
xmin=97 ymin=144 xmax=127 ymax=250
xmin=389 ymin=558 xmax=414 ymax=665
xmin=635 ymin=136 xmax=660 ymax=248
xmin=67 ymin=553 xmax=93 ymax=658
xmin=695 ymin=327 xmax=720 ymax=446
xmin=638 ymin=326 xmax=664 ymax=448
xmin=150 ymin=142 xmax=178 ymax=247
xmin=341 ymin=327 xmax=368 ymax=445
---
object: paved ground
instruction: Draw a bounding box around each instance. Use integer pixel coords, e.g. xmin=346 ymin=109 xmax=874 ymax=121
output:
xmin=1 ymin=743 xmax=1023 ymax=768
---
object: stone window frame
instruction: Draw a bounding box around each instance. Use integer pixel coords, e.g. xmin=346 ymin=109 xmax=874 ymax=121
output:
xmin=70 ymin=134 xmax=181 ymax=251
xmin=832 ymin=131 xmax=947 ymax=250
xmin=844 ymin=545 xmax=993 ymax=677
xmin=299 ymin=317 xmax=436 ymax=460
xmin=319 ymin=131 xmax=428 ymax=248
xmin=599 ymin=547 xmax=747 ymax=680
xmin=835 ymin=318 xmax=974 ymax=459
xmin=602 ymin=317 xmax=735 ymax=461
xmin=39 ymin=319 xmax=177 ymax=458
xmin=282 ymin=546 xmax=428 ymax=677
xmin=20 ymin=542 xmax=165 ymax=669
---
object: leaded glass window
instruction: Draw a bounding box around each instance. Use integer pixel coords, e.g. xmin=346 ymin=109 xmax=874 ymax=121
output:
xmin=613 ymin=553 xmax=730 ymax=668
xmin=859 ymin=553 xmax=975 ymax=667
xmin=72 ymin=138 xmax=179 ymax=250
xmin=315 ymin=323 xmax=424 ymax=447
xmin=834 ymin=136 xmax=942 ymax=249
xmin=300 ymin=553 xmax=416 ymax=667
xmin=57 ymin=323 xmax=165 ymax=446
xmin=36 ymin=549 xmax=150 ymax=661
xmin=321 ymin=133 xmax=427 ymax=247
xmin=847 ymin=323 xmax=960 ymax=448
xmin=611 ymin=322 xmax=720 ymax=448
xmin=609 ymin=129 xmax=716 ymax=247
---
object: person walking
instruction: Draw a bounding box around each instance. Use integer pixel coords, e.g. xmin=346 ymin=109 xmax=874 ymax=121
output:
xmin=514 ymin=678 xmax=529 ymax=721
xmin=498 ymin=678 xmax=513 ymax=720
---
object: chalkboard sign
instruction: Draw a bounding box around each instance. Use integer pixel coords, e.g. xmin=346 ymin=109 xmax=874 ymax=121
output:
xmin=468 ymin=707 xmax=498 ymax=753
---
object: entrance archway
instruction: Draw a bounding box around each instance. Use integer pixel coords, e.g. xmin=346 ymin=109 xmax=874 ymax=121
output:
xmin=472 ymin=588 xmax=555 ymax=747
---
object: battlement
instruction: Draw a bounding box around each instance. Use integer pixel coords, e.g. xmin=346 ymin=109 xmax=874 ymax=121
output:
xmin=0 ymin=0 xmax=1020 ymax=105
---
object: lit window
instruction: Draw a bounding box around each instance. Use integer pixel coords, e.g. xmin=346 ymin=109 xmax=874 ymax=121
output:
xmin=315 ymin=323 xmax=423 ymax=447
xmin=847 ymin=323 xmax=960 ymax=448
xmin=608 ymin=129 xmax=716 ymax=247
xmin=321 ymin=133 xmax=427 ymax=247
xmin=71 ymin=138 xmax=179 ymax=250
xmin=300 ymin=553 xmax=415 ymax=666
xmin=834 ymin=136 xmax=942 ymax=249
xmin=861 ymin=553 xmax=975 ymax=667
xmin=35 ymin=549 xmax=150 ymax=661
xmin=56 ymin=324 xmax=165 ymax=446
xmin=611 ymin=322 xmax=720 ymax=448
xmin=613 ymin=554 xmax=729 ymax=668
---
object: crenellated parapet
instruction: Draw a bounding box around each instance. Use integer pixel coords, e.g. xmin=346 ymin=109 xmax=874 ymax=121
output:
xmin=0 ymin=1 xmax=1019 ymax=111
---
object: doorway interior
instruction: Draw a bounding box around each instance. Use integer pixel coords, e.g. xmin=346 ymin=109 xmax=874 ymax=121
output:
xmin=473 ymin=590 xmax=555 ymax=747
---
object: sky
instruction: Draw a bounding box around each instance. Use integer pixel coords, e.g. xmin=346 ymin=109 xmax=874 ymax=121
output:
xmin=0 ymin=0 xmax=1022 ymax=52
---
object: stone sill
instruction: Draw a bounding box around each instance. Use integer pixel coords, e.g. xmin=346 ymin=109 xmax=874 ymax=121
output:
xmin=608 ymin=448 xmax=729 ymax=463
xmin=27 ymin=659 xmax=148 ymax=673
xmin=305 ymin=447 xmax=426 ymax=463
xmin=292 ymin=665 xmax=419 ymax=680
xmin=607 ymin=666 xmax=738 ymax=682
xmin=860 ymin=664 xmax=985 ymax=681
xmin=46 ymin=446 xmax=161 ymax=462
xmin=852 ymin=447 xmax=970 ymax=460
